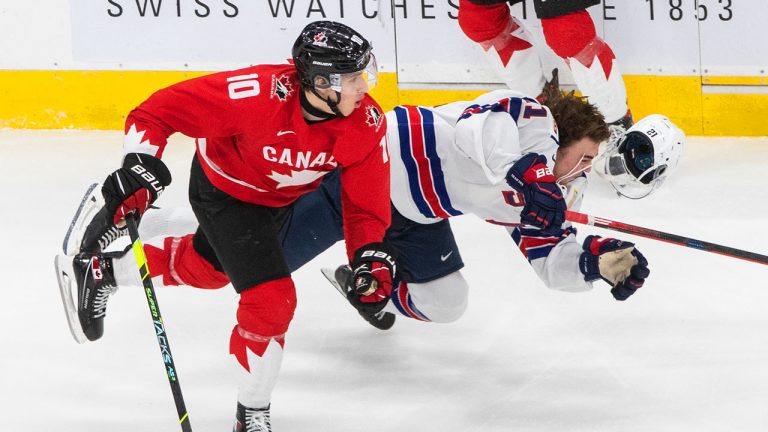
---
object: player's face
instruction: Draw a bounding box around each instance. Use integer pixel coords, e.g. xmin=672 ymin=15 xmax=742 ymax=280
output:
xmin=554 ymin=137 xmax=600 ymax=185
xmin=335 ymin=71 xmax=370 ymax=116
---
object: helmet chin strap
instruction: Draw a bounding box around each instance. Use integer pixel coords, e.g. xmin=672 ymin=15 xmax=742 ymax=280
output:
xmin=556 ymin=152 xmax=591 ymax=185
xmin=300 ymin=89 xmax=338 ymax=120
xmin=309 ymin=87 xmax=344 ymax=118
xmin=322 ymin=90 xmax=344 ymax=117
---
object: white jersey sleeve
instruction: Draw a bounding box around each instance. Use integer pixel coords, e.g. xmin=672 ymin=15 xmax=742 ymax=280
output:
xmin=506 ymin=175 xmax=593 ymax=292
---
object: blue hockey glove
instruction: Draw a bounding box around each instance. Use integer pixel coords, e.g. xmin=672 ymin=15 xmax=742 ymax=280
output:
xmin=505 ymin=153 xmax=566 ymax=233
xmin=579 ymin=235 xmax=650 ymax=301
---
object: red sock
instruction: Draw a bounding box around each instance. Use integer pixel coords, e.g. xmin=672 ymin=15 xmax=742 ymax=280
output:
xmin=145 ymin=234 xmax=229 ymax=288
xmin=542 ymin=10 xmax=616 ymax=78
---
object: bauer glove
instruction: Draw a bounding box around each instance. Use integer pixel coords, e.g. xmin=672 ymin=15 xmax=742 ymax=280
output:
xmin=579 ymin=235 xmax=650 ymax=301
xmin=506 ymin=153 xmax=566 ymax=233
xmin=102 ymin=153 xmax=171 ymax=225
xmin=349 ymin=243 xmax=397 ymax=315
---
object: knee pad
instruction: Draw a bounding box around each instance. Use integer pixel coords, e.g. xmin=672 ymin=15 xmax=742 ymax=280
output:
xmin=230 ymin=278 xmax=297 ymax=370
xmin=458 ymin=0 xmax=511 ymax=43
xmin=391 ymin=272 xmax=469 ymax=323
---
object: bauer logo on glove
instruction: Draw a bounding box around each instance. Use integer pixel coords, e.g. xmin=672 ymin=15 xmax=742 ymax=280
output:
xmin=349 ymin=242 xmax=397 ymax=313
xmin=129 ymin=164 xmax=165 ymax=194
xmin=102 ymin=152 xmax=172 ymax=225
xmin=505 ymin=153 xmax=566 ymax=233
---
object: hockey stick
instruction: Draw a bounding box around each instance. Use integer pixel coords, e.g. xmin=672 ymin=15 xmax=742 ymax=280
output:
xmin=125 ymin=212 xmax=193 ymax=432
xmin=566 ymin=210 xmax=768 ymax=266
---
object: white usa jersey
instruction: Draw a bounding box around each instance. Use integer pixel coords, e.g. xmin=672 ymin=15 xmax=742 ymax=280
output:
xmin=387 ymin=90 xmax=592 ymax=292
xmin=388 ymin=89 xmax=558 ymax=225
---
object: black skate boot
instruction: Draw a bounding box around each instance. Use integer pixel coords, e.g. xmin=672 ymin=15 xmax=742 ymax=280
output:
xmin=536 ymin=68 xmax=560 ymax=105
xmin=79 ymin=207 xmax=128 ymax=253
xmin=74 ymin=252 xmax=121 ymax=342
xmin=322 ymin=265 xmax=396 ymax=331
xmin=56 ymin=251 xmax=120 ymax=342
xmin=233 ymin=402 xmax=272 ymax=432
xmin=62 ymin=183 xmax=128 ymax=255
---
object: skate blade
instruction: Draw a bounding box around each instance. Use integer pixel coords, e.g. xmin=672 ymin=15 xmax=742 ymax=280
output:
xmin=320 ymin=267 xmax=347 ymax=298
xmin=321 ymin=267 xmax=397 ymax=331
xmin=62 ymin=183 xmax=102 ymax=255
xmin=54 ymin=255 xmax=87 ymax=344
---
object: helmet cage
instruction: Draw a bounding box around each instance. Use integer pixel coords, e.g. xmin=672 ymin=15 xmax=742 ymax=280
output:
xmin=594 ymin=114 xmax=684 ymax=199
xmin=617 ymin=131 xmax=668 ymax=185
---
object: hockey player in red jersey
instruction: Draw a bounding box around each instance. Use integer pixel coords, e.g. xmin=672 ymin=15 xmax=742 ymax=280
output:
xmin=457 ymin=0 xmax=633 ymax=142
xmin=56 ymin=21 xmax=394 ymax=431
xmin=63 ymin=86 xmax=679 ymax=335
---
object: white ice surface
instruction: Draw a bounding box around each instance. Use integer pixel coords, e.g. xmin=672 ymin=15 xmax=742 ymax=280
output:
xmin=1 ymin=130 xmax=767 ymax=432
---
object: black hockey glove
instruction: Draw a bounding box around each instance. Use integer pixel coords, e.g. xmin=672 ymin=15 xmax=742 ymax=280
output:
xmin=579 ymin=235 xmax=650 ymax=301
xmin=349 ymin=243 xmax=397 ymax=315
xmin=102 ymin=153 xmax=171 ymax=225
xmin=506 ymin=153 xmax=566 ymax=234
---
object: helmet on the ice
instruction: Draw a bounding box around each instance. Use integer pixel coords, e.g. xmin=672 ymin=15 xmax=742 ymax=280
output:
xmin=292 ymin=21 xmax=377 ymax=93
xmin=593 ymin=114 xmax=685 ymax=199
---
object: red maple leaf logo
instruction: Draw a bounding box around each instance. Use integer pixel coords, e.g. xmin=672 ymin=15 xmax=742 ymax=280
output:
xmin=365 ymin=105 xmax=383 ymax=131
xmin=272 ymin=74 xmax=294 ymax=102
xmin=313 ymin=32 xmax=327 ymax=46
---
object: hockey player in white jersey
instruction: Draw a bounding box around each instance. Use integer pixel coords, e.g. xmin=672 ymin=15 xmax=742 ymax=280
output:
xmin=323 ymin=88 xmax=653 ymax=327
xmin=58 ymin=87 xmax=685 ymax=338
xmin=282 ymin=89 xmax=679 ymax=326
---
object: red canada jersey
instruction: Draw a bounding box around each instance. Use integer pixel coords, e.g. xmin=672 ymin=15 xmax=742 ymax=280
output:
xmin=122 ymin=63 xmax=390 ymax=259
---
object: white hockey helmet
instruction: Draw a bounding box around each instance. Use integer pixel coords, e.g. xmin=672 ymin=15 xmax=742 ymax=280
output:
xmin=593 ymin=114 xmax=685 ymax=199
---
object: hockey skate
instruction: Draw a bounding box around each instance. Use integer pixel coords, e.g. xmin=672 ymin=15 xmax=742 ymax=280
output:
xmin=233 ymin=402 xmax=272 ymax=432
xmin=321 ymin=265 xmax=396 ymax=331
xmin=607 ymin=110 xmax=634 ymax=147
xmin=62 ymin=182 xmax=127 ymax=255
xmin=536 ymin=68 xmax=561 ymax=105
xmin=55 ymin=251 xmax=121 ymax=343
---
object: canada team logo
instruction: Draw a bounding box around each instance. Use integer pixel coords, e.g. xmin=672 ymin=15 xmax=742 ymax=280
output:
xmin=313 ymin=32 xmax=328 ymax=46
xmin=271 ymin=74 xmax=294 ymax=102
xmin=365 ymin=105 xmax=383 ymax=131
xmin=90 ymin=257 xmax=103 ymax=281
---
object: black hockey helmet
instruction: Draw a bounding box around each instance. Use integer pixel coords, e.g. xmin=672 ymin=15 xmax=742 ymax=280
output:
xmin=292 ymin=21 xmax=376 ymax=92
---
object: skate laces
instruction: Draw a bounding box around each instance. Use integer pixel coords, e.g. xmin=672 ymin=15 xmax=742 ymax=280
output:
xmin=80 ymin=254 xmax=118 ymax=319
xmin=91 ymin=283 xmax=117 ymax=319
xmin=244 ymin=407 xmax=271 ymax=432
xmin=98 ymin=225 xmax=127 ymax=251
xmin=607 ymin=124 xmax=627 ymax=147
